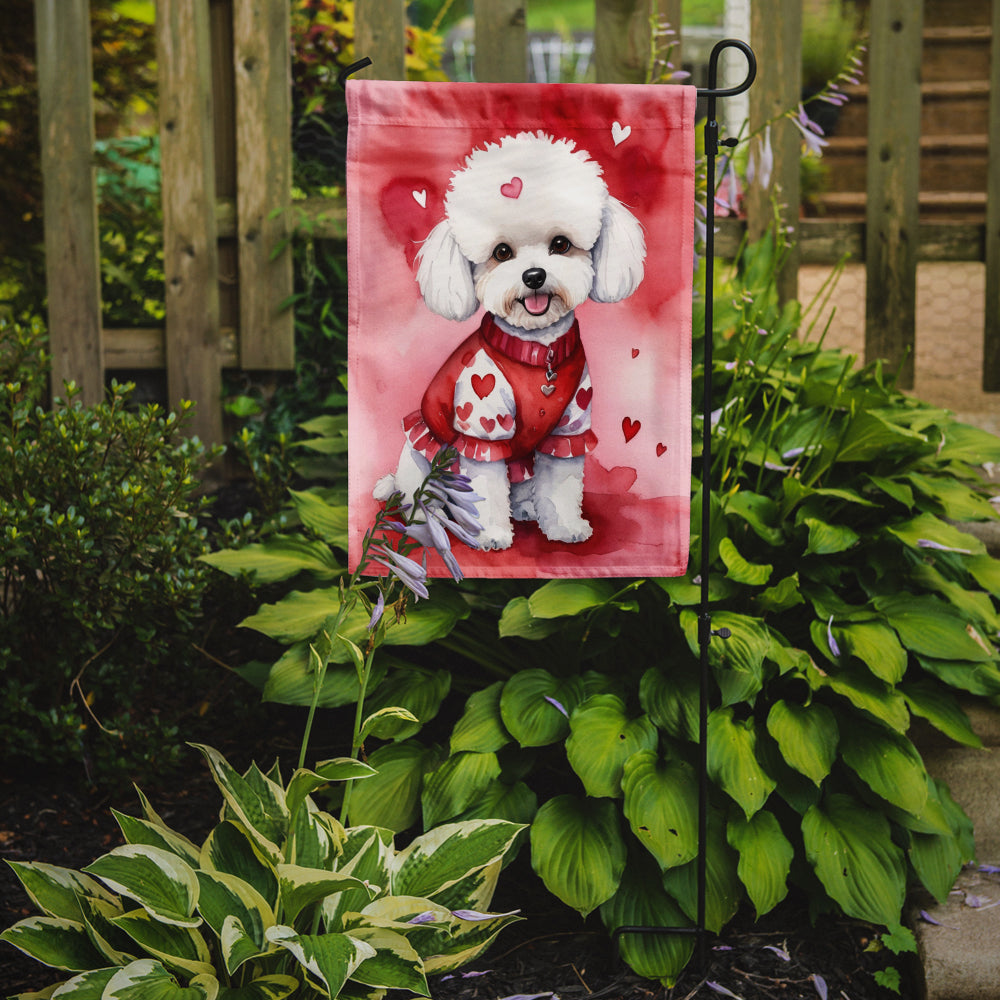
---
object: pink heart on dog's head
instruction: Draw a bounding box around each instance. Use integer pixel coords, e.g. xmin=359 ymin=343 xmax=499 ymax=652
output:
xmin=500 ymin=176 xmax=523 ymax=199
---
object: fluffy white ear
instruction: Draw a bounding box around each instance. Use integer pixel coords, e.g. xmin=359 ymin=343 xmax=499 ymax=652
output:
xmin=589 ymin=197 xmax=646 ymax=304
xmin=415 ymin=220 xmax=479 ymax=321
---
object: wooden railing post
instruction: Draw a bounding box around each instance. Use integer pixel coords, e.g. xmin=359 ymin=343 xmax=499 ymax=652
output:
xmin=354 ymin=0 xmax=407 ymax=80
xmin=157 ymin=0 xmax=223 ymax=445
xmin=746 ymin=0 xmax=801 ymax=305
xmin=864 ymin=0 xmax=923 ymax=389
xmin=983 ymin=0 xmax=1000 ymax=390
xmin=594 ymin=0 xmax=652 ymax=84
xmin=34 ymin=0 xmax=104 ymax=405
xmin=474 ymin=0 xmax=527 ymax=83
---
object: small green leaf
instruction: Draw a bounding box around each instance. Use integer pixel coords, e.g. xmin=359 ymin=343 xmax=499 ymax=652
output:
xmin=838 ymin=718 xmax=929 ymax=817
xmin=900 ymin=680 xmax=982 ymax=748
xmin=200 ymin=536 xmax=341 ymax=584
xmin=727 ymin=810 xmax=793 ymax=917
xmin=346 ymin=740 xmax=441 ymax=832
xmin=875 ymin=594 xmax=995 ymax=662
xmin=450 ymin=682 xmax=511 ymax=754
xmin=526 ymin=579 xmax=617 ymax=618
xmin=765 ymin=700 xmax=838 ymax=786
xmin=718 ymin=537 xmax=773 ymax=585
xmin=499 ymin=670 xmax=584 ymax=747
xmin=497 ymin=597 xmax=564 ymax=639
xmin=421 ymin=751 xmax=502 ymax=828
xmin=288 ymin=489 xmax=349 ymax=547
xmin=707 ymin=707 xmax=776 ymax=818
xmin=803 ymin=517 xmax=859 ymax=555
xmin=639 ymin=664 xmax=699 ymax=743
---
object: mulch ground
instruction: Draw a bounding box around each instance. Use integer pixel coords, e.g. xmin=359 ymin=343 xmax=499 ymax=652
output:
xmin=1 ymin=738 xmax=914 ymax=1000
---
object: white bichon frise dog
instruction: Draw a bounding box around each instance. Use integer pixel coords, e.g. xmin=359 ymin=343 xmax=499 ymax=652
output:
xmin=374 ymin=131 xmax=646 ymax=551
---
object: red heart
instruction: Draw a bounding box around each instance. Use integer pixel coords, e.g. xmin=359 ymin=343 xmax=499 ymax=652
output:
xmin=497 ymin=413 xmax=514 ymax=431
xmin=480 ymin=416 xmax=496 ymax=433
xmin=622 ymin=417 xmax=641 ymax=443
xmin=456 ymin=401 xmax=473 ymax=421
xmin=632 ymin=348 xmax=640 ymax=359
xmin=471 ymin=373 xmax=495 ymax=399
xmin=500 ymin=176 xmax=523 ymax=199
xmin=575 ymin=387 xmax=593 ymax=411
xmin=656 ymin=442 xmax=667 ymax=457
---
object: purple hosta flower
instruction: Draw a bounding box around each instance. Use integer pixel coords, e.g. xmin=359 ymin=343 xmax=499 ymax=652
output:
xmin=715 ymin=158 xmax=741 ymax=215
xmin=440 ymin=970 xmax=493 ymax=982
xmin=544 ymin=695 xmax=569 ymax=718
xmin=367 ymin=590 xmax=385 ymax=631
xmin=370 ymin=543 xmax=429 ymax=600
xmin=917 ymin=538 xmax=973 ymax=555
xmin=812 ymin=974 xmax=828 ymax=1000
xmin=407 ymin=911 xmax=438 ymax=925
xmin=979 ymin=864 xmax=1000 ymax=874
xmin=827 ymin=615 xmax=842 ymax=658
xmin=791 ymin=104 xmax=829 ymax=156
xmin=746 ymin=124 xmax=774 ymax=191
xmin=706 ymin=983 xmax=742 ymax=999
xmin=763 ymin=944 xmax=791 ymax=962
xmin=919 ymin=909 xmax=958 ymax=929
xmin=451 ymin=908 xmax=521 ymax=921
xmin=497 ymin=994 xmax=558 ymax=1000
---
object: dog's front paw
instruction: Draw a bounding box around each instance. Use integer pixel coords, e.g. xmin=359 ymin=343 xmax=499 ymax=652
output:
xmin=477 ymin=521 xmax=514 ymax=551
xmin=540 ymin=516 xmax=593 ymax=544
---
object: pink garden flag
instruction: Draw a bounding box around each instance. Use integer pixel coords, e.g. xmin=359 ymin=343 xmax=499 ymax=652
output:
xmin=347 ymin=80 xmax=696 ymax=579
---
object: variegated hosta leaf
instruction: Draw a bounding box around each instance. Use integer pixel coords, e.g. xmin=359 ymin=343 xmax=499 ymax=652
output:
xmin=0 ymin=916 xmax=107 ymax=972
xmin=599 ymin=854 xmax=694 ymax=987
xmin=102 ymin=958 xmax=218 ymax=999
xmin=214 ymin=974 xmax=299 ymax=1000
xmin=277 ymin=864 xmax=376 ymax=925
xmin=450 ymin=681 xmax=511 ymax=754
xmin=621 ymin=751 xmax=699 ymax=871
xmin=421 ymin=906 xmax=522 ymax=975
xmin=195 ymin=871 xmax=274 ymax=974
xmin=285 ymin=760 xmax=375 ymax=824
xmin=77 ymin=894 xmax=136 ymax=966
xmin=499 ymin=669 xmax=585 ymax=747
xmin=706 ymin=707 xmax=776 ymax=819
xmin=191 ymin=745 xmax=287 ymax=863
xmin=765 ymin=700 xmax=838 ymax=786
xmin=802 ymin=793 xmax=906 ymax=926
xmin=420 ymin=751 xmax=502 ymax=829
xmin=424 ymin=859 xmax=501 ymax=916
xmin=112 ymin=810 xmax=202 ymax=868
xmin=288 ymin=802 xmax=344 ymax=870
xmin=265 ymin=926 xmax=375 ymax=998
xmin=83 ymin=846 xmax=200 ymax=928
xmin=391 ymin=820 xmax=524 ymax=901
xmin=727 ymin=810 xmax=793 ymax=917
xmin=110 ymin=908 xmax=214 ymax=979
xmin=46 ymin=966 xmax=118 ymax=997
xmin=344 ymin=926 xmax=429 ymax=995
xmin=838 ymin=718 xmax=929 ymax=817
xmin=4 ymin=861 xmax=118 ymax=922
xmin=200 ymin=822 xmax=278 ymax=910
xmin=566 ymin=695 xmax=658 ymax=799
xmin=323 ymin=829 xmax=393 ymax=931
xmin=529 ymin=795 xmax=626 ymax=917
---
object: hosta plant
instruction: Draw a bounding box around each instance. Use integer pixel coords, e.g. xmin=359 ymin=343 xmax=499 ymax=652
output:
xmin=1 ymin=744 xmax=523 ymax=999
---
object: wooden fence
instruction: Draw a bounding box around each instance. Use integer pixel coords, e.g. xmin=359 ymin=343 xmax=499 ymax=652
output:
xmin=33 ymin=0 xmax=1000 ymax=445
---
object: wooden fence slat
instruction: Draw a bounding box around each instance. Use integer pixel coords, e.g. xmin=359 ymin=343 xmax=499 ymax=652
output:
xmin=594 ymin=0 xmax=651 ymax=84
xmin=983 ymin=0 xmax=1000 ymax=389
xmin=474 ymin=0 xmax=527 ymax=83
xmin=34 ymin=0 xmax=103 ymax=405
xmin=864 ymin=0 xmax=923 ymax=389
xmin=355 ymin=0 xmax=407 ymax=81
xmin=747 ymin=0 xmax=801 ymax=305
xmin=157 ymin=0 xmax=223 ymax=445
xmin=233 ymin=0 xmax=294 ymax=370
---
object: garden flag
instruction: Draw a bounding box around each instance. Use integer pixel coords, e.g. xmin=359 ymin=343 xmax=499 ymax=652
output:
xmin=347 ymin=80 xmax=696 ymax=578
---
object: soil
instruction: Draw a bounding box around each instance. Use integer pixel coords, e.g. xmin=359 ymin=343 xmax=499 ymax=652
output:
xmin=0 ymin=738 xmax=913 ymax=1000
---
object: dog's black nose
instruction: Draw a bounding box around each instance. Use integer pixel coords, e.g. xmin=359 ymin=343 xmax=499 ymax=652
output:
xmin=522 ymin=267 xmax=546 ymax=289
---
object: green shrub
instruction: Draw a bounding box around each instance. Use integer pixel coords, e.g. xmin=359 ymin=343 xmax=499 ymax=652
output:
xmin=0 ymin=317 xmax=220 ymax=783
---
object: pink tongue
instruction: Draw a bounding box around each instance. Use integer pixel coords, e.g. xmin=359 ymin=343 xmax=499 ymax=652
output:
xmin=524 ymin=293 xmax=550 ymax=315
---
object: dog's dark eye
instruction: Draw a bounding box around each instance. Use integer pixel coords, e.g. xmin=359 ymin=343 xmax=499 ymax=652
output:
xmin=549 ymin=235 xmax=571 ymax=255
xmin=492 ymin=243 xmax=514 ymax=262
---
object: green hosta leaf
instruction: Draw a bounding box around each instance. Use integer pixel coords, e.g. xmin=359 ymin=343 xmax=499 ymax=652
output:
xmin=901 ymin=680 xmax=982 ymax=748
xmin=874 ymin=594 xmax=995 ymax=662
xmin=755 ymin=573 xmax=804 ymax=614
xmin=911 ymin=562 xmax=1000 ymax=633
xmin=886 ymin=512 xmax=985 ymax=556
xmin=966 ymin=553 xmax=1000 ymax=597
xmin=346 ymin=926 xmax=428 ymax=994
xmin=724 ymin=490 xmax=784 ymax=545
xmin=916 ymin=655 xmax=1000 ymax=697
xmin=499 ymin=670 xmax=584 ymax=747
xmin=392 ymin=820 xmax=524 ymax=901
xmin=195 ymin=871 xmax=273 ymax=974
xmin=661 ymin=810 xmax=741 ymax=933
xmin=527 ymin=579 xmax=617 ymax=618
xmin=909 ymin=827 xmax=966 ymax=905
xmin=191 ymin=746 xmax=287 ymax=863
xmin=200 ymin=535 xmax=341 ymax=584
xmin=216 ymin=975 xmax=299 ymax=1000
xmin=285 ymin=759 xmax=376 ymax=822
xmin=839 ymin=718 xmax=929 ymax=816
xmin=680 ymin=610 xmax=770 ymax=706
xmin=834 ymin=621 xmax=907 ymax=684
xmin=565 ymin=695 xmax=658 ymax=798
xmin=103 ymin=959 xmax=218 ymax=1000
xmin=530 ymin=795 xmax=626 ymax=917
xmin=599 ymin=853 xmax=694 ymax=987
xmin=835 ymin=410 xmax=927 ymax=463
xmin=421 ymin=751 xmax=502 ymax=828
xmin=621 ymin=751 xmax=699 ymax=871
xmin=0 ymin=916 xmax=107 ymax=971
xmin=765 ymin=700 xmax=838 ymax=786
xmin=111 ymin=908 xmax=214 ymax=978
xmin=277 ymin=865 xmax=374 ymax=925
xmin=347 ymin=740 xmax=442 ymax=832
xmin=727 ymin=811 xmax=793 ymax=918
xmin=453 ymin=779 xmax=538 ymax=827
xmin=802 ymin=517 xmax=859 ymax=556
xmin=260 ymin=643 xmax=387 ymax=709
xmin=359 ymin=706 xmax=421 ymax=742
xmin=112 ymin=812 xmax=201 ymax=868
xmin=906 ymin=472 xmax=998 ymax=522
xmin=866 ymin=474 xmax=914 ymax=509
xmin=935 ymin=421 xmax=1000 ymax=464
xmin=807 ymin=660 xmax=910 ymax=732
xmin=4 ymin=862 xmax=118 ymax=923
xmin=362 ymin=667 xmax=451 ymax=740
xmin=497 ymin=596 xmax=564 ymax=639
xmin=265 ymin=926 xmax=375 ymax=997
xmin=707 ymin=707 xmax=776 ymax=818
xmin=288 ymin=488 xmax=349 ymax=547
xmin=639 ymin=663 xmax=698 ymax=743
xmin=200 ymin=822 xmax=278 ymax=910
xmin=718 ymin=537 xmax=772 ymax=586
xmin=450 ymin=682 xmax=511 ymax=754
xmin=83 ymin=846 xmax=200 ymax=928
xmin=655 ymin=573 xmax=737 ymax=606
xmin=802 ymin=793 xmax=906 ymax=926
